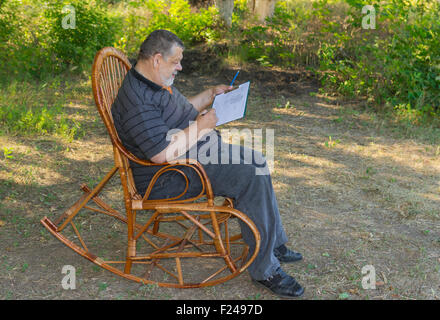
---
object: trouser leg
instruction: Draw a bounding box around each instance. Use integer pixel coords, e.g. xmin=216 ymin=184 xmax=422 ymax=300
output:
xmin=223 ymin=167 xmax=288 ymax=280
xmin=195 ymin=143 xmax=288 ymax=280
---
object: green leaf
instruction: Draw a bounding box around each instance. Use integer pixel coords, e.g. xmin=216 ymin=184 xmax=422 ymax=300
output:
xmin=339 ymin=292 xmax=350 ymax=299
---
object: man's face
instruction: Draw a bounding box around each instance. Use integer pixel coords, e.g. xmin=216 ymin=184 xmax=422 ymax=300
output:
xmin=158 ymin=45 xmax=183 ymax=87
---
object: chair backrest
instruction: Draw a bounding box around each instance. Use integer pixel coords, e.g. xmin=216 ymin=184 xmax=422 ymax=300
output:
xmin=92 ymin=47 xmax=131 ymax=145
xmin=91 ymin=47 xmax=142 ymax=199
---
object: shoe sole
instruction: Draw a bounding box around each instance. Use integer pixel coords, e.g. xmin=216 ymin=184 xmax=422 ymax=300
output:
xmin=278 ymin=257 xmax=303 ymax=263
xmin=274 ymin=254 xmax=303 ymax=264
xmin=251 ymin=278 xmax=305 ymax=299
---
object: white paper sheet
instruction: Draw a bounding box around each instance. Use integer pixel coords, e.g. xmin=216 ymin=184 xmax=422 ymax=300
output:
xmin=212 ymin=81 xmax=250 ymax=126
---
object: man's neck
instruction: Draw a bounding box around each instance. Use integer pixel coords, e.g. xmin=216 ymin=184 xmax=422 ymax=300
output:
xmin=134 ymin=60 xmax=162 ymax=87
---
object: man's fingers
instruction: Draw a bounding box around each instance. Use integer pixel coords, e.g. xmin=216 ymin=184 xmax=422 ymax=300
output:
xmin=214 ymin=84 xmax=234 ymax=95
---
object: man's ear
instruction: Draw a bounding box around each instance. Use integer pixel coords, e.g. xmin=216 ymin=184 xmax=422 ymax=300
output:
xmin=153 ymin=53 xmax=162 ymax=69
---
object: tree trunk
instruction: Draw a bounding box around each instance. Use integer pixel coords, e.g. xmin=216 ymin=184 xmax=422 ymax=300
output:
xmin=248 ymin=0 xmax=277 ymax=23
xmin=215 ymin=0 xmax=234 ymax=27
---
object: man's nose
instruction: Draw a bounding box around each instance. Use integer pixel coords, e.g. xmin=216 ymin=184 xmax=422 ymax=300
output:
xmin=176 ymin=63 xmax=182 ymax=71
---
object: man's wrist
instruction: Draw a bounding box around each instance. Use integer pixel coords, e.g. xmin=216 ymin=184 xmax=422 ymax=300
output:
xmin=209 ymin=87 xmax=216 ymax=103
xmin=195 ymin=116 xmax=206 ymax=133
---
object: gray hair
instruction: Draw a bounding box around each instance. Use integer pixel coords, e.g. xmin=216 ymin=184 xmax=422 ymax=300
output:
xmin=137 ymin=30 xmax=184 ymax=61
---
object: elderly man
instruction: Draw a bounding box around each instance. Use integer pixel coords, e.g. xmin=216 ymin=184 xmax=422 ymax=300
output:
xmin=111 ymin=29 xmax=304 ymax=298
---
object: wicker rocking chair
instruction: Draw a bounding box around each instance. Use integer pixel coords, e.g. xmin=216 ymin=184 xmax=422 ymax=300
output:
xmin=40 ymin=47 xmax=261 ymax=288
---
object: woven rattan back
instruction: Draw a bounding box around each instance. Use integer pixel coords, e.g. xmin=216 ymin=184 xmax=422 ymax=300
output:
xmin=91 ymin=47 xmax=142 ymax=199
xmin=92 ymin=47 xmax=131 ymax=142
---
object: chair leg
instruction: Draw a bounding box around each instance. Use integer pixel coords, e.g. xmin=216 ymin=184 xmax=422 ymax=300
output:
xmin=124 ymin=239 xmax=135 ymax=274
xmin=209 ymin=211 xmax=237 ymax=274
xmin=54 ymin=166 xmax=119 ymax=232
xmin=124 ymin=206 xmax=136 ymax=275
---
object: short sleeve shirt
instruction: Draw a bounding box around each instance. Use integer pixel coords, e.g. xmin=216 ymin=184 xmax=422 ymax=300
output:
xmin=111 ymin=65 xmax=199 ymax=192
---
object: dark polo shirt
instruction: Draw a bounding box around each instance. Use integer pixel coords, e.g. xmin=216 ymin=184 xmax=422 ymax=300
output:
xmin=111 ymin=66 xmax=199 ymax=194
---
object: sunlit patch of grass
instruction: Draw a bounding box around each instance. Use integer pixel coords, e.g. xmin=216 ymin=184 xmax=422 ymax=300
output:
xmin=0 ymin=77 xmax=87 ymax=141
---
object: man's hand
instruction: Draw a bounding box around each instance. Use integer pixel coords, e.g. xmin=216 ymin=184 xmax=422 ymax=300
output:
xmin=188 ymin=85 xmax=233 ymax=113
xmin=197 ymin=108 xmax=218 ymax=130
xmin=212 ymin=84 xmax=233 ymax=97
xmin=151 ymin=109 xmax=218 ymax=164
xmin=204 ymin=84 xmax=233 ymax=109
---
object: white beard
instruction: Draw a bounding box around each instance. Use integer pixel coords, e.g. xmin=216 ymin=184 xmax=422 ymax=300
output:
xmin=163 ymin=77 xmax=174 ymax=87
xmin=162 ymin=71 xmax=177 ymax=87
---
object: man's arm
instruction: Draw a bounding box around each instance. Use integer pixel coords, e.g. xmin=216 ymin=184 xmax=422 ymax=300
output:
xmin=188 ymin=85 xmax=232 ymax=112
xmin=150 ymin=109 xmax=218 ymax=163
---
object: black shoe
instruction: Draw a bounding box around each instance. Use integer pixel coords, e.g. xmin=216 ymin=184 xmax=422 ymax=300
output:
xmin=252 ymin=268 xmax=304 ymax=298
xmin=274 ymin=245 xmax=303 ymax=263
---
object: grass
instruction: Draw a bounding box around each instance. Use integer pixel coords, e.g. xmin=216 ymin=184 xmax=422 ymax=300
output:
xmin=0 ymin=75 xmax=89 ymax=142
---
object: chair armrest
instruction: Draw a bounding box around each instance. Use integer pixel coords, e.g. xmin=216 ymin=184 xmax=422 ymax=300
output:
xmin=142 ymin=160 xmax=215 ymax=204
xmin=112 ymin=138 xmax=215 ymax=204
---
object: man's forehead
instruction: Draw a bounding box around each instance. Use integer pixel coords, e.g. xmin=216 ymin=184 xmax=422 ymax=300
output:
xmin=168 ymin=45 xmax=183 ymax=60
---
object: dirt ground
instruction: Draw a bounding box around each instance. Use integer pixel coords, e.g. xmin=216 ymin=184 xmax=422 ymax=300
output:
xmin=1 ymin=53 xmax=439 ymax=300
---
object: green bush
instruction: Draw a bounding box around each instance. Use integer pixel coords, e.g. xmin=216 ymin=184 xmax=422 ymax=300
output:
xmin=226 ymin=1 xmax=298 ymax=68
xmin=2 ymin=0 xmax=439 ymax=130
xmin=44 ymin=0 xmax=122 ymax=70
xmin=124 ymin=0 xmax=221 ymax=50
xmin=225 ymin=0 xmax=329 ymax=68
xmin=0 ymin=0 xmax=40 ymax=79
xmin=315 ymin=0 xmax=440 ymax=120
xmin=0 ymin=0 xmax=15 ymax=43
xmin=0 ymin=0 xmax=122 ymax=78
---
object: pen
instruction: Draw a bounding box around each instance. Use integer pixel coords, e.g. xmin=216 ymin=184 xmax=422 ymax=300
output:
xmin=230 ymin=70 xmax=240 ymax=86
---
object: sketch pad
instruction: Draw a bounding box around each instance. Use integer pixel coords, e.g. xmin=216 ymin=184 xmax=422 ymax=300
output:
xmin=212 ymin=81 xmax=250 ymax=126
